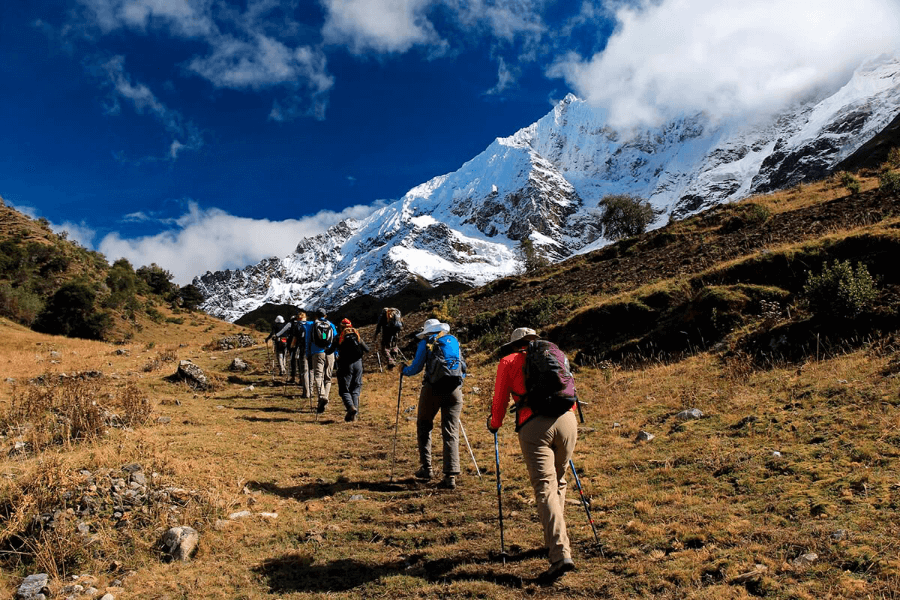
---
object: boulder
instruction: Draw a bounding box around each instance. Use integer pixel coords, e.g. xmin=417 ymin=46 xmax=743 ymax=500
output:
xmin=161 ymin=526 xmax=199 ymax=562
xmin=16 ymin=573 xmax=49 ymax=599
xmin=675 ymin=408 xmax=704 ymax=421
xmin=229 ymin=358 xmax=249 ymax=371
xmin=636 ymin=431 xmax=655 ymax=442
xmin=169 ymin=361 xmax=209 ymax=390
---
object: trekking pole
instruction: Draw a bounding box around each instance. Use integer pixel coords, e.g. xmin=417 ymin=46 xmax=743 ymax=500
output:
xmin=375 ymin=346 xmax=383 ymax=373
xmin=493 ymin=431 xmax=507 ymax=563
xmin=459 ymin=421 xmax=481 ymax=477
xmin=389 ymin=374 xmax=404 ymax=482
xmin=576 ymin=393 xmax=585 ymax=424
xmin=265 ymin=340 xmax=274 ymax=381
xmin=568 ymin=458 xmax=600 ymax=545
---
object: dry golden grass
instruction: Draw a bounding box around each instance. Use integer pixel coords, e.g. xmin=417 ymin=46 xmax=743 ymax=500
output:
xmin=2 ymin=315 xmax=900 ymax=599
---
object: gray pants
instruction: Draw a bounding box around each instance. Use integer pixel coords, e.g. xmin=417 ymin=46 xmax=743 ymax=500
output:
xmin=416 ymin=382 xmax=463 ymax=476
xmin=312 ymin=352 xmax=334 ymax=406
xmin=290 ymin=350 xmax=311 ymax=397
xmin=337 ymin=360 xmax=363 ymax=412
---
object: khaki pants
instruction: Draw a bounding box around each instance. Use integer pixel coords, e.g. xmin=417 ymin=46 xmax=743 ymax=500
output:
xmin=517 ymin=411 xmax=578 ymax=564
xmin=416 ymin=382 xmax=463 ymax=475
xmin=312 ymin=352 xmax=334 ymax=406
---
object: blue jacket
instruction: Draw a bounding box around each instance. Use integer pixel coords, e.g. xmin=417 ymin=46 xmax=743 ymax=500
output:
xmin=307 ymin=318 xmax=337 ymax=356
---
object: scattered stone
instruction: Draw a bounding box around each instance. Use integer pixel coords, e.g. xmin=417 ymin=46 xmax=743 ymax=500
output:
xmin=349 ymin=495 xmax=365 ymax=501
xmin=157 ymin=417 xmax=172 ymax=424
xmin=169 ymin=360 xmax=209 ymax=390
xmin=258 ymin=512 xmax=278 ymax=519
xmin=772 ymin=451 xmax=782 ymax=458
xmin=793 ymin=553 xmax=818 ymax=567
xmin=676 ymin=408 xmax=703 ymax=421
xmin=9 ymin=441 xmax=30 ymax=457
xmin=121 ymin=463 xmax=142 ymax=474
xmin=61 ymin=584 xmax=84 ymax=595
xmin=730 ymin=564 xmax=767 ymax=584
xmin=613 ymin=422 xmax=622 ymax=428
xmin=50 ymin=351 xmax=61 ymax=358
xmin=831 ymin=529 xmax=849 ymax=541
xmin=16 ymin=573 xmax=50 ymax=599
xmin=99 ymin=594 xmax=115 ymax=600
xmin=229 ymin=358 xmax=249 ymax=371
xmin=228 ymin=510 xmax=252 ymax=520
xmin=636 ymin=431 xmax=655 ymax=442
xmin=115 ymin=349 xmax=129 ymax=356
xmin=245 ymin=385 xmax=255 ymax=391
xmin=85 ymin=587 xmax=99 ymax=596
xmin=471 ymin=386 xmax=481 ymax=394
xmin=161 ymin=526 xmax=199 ymax=562
xmin=5 ymin=377 xmax=14 ymax=384
xmin=214 ymin=334 xmax=255 ymax=350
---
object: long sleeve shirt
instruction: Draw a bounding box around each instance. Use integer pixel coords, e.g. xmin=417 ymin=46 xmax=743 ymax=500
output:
xmin=401 ymin=337 xmax=429 ymax=377
xmin=489 ymin=350 xmax=531 ymax=431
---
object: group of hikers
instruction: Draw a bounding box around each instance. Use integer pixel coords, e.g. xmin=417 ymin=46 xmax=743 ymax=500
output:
xmin=264 ymin=307 xmax=582 ymax=582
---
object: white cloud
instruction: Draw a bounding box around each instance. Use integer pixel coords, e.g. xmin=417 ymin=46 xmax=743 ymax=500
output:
xmin=101 ymin=55 xmax=203 ymax=159
xmin=550 ymin=0 xmax=900 ymax=129
xmin=321 ymin=0 xmax=441 ymax=54
xmin=97 ymin=201 xmax=381 ymax=284
xmin=486 ymin=56 xmax=516 ymax=95
xmin=78 ymin=0 xmax=215 ymax=36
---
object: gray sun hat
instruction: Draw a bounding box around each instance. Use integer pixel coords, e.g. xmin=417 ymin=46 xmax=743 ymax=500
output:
xmin=416 ymin=318 xmax=450 ymax=339
xmin=275 ymin=315 xmax=284 ymax=324
xmin=498 ymin=327 xmax=538 ymax=356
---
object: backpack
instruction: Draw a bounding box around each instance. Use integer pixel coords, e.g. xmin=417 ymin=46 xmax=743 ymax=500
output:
xmin=425 ymin=332 xmax=466 ymax=393
xmin=385 ymin=307 xmax=402 ymax=329
xmin=312 ymin=319 xmax=334 ymax=350
xmin=523 ymin=340 xmax=576 ymax=417
xmin=288 ymin=320 xmax=306 ymax=349
xmin=339 ymin=329 xmax=364 ymax=363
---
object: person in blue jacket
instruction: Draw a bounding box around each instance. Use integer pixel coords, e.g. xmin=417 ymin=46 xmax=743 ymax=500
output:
xmin=308 ymin=308 xmax=338 ymax=414
xmin=401 ymin=319 xmax=466 ymax=489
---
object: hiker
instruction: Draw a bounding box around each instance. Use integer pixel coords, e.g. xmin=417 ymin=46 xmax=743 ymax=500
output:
xmin=401 ymin=319 xmax=467 ymax=489
xmin=487 ymin=327 xmax=578 ymax=582
xmin=264 ymin=315 xmax=287 ymax=375
xmin=336 ymin=318 xmax=369 ymax=422
xmin=308 ymin=308 xmax=338 ymax=414
xmin=374 ymin=307 xmax=403 ymax=369
xmin=288 ymin=311 xmax=311 ymax=396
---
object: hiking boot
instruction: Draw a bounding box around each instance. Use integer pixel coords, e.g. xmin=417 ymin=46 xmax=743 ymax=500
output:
xmin=287 ymin=378 xmax=296 ymax=385
xmin=316 ymin=401 xmax=327 ymax=414
xmin=344 ymin=409 xmax=357 ymax=422
xmin=414 ymin=466 xmax=432 ymax=480
xmin=437 ymin=475 xmax=457 ymax=490
xmin=542 ymin=557 xmax=575 ymax=582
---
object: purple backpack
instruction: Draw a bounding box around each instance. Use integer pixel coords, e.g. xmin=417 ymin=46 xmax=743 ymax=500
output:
xmin=523 ymin=340 xmax=576 ymax=417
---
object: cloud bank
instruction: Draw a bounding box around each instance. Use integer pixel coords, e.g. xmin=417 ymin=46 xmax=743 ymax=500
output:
xmin=550 ymin=0 xmax=900 ymax=129
xmin=97 ymin=201 xmax=381 ymax=285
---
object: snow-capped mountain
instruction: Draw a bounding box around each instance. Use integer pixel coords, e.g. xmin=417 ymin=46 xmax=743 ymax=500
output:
xmin=195 ymin=55 xmax=900 ymax=322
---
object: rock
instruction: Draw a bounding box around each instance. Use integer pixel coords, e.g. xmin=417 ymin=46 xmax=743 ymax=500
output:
xmin=161 ymin=526 xmax=199 ymax=562
xmin=130 ymin=471 xmax=147 ymax=486
xmin=730 ymin=565 xmax=767 ymax=584
xmin=258 ymin=512 xmax=278 ymax=519
xmin=831 ymin=529 xmax=849 ymax=541
xmin=9 ymin=441 xmax=29 ymax=457
xmin=772 ymin=451 xmax=782 ymax=457
xmin=676 ymin=408 xmax=703 ymax=421
xmin=229 ymin=358 xmax=249 ymax=371
xmin=157 ymin=416 xmax=172 ymax=424
xmin=16 ymin=573 xmax=50 ymax=599
xmin=169 ymin=361 xmax=209 ymax=390
xmin=100 ymin=594 xmax=115 ymax=600
xmin=214 ymin=334 xmax=256 ymax=350
xmin=228 ymin=510 xmax=252 ymax=520
xmin=793 ymin=552 xmax=818 ymax=567
xmin=349 ymin=495 xmax=365 ymax=501
xmin=121 ymin=463 xmax=143 ymax=474
xmin=636 ymin=431 xmax=655 ymax=442
xmin=115 ymin=349 xmax=129 ymax=355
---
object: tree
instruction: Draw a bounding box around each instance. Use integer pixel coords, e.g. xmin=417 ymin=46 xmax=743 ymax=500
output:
xmin=519 ymin=237 xmax=549 ymax=274
xmin=32 ymin=282 xmax=110 ymax=340
xmin=105 ymin=258 xmax=137 ymax=308
xmin=178 ymin=284 xmax=204 ymax=311
xmin=136 ymin=263 xmax=176 ymax=297
xmin=599 ymin=194 xmax=656 ymax=240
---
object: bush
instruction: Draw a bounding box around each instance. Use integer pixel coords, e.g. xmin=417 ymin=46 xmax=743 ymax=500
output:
xmin=0 ymin=283 xmax=44 ymax=325
xmin=32 ymin=282 xmax=111 ymax=340
xmin=136 ymin=263 xmax=176 ymax=297
xmin=803 ymin=260 xmax=877 ymax=318
xmin=879 ymin=170 xmax=900 ymax=194
xmin=840 ymin=172 xmax=861 ymax=195
xmin=519 ymin=237 xmax=549 ymax=273
xmin=178 ymin=284 xmax=204 ymax=311
xmin=886 ymin=147 xmax=900 ymax=170
xmin=599 ymin=194 xmax=656 ymax=240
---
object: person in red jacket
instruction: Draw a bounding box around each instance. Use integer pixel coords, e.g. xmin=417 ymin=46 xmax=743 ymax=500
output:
xmin=487 ymin=327 xmax=578 ymax=582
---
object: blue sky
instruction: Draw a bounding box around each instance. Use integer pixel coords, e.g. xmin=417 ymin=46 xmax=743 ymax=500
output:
xmin=2 ymin=0 xmax=898 ymax=284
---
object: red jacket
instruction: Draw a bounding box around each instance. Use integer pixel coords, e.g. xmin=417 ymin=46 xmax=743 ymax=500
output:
xmin=490 ymin=349 xmax=578 ymax=431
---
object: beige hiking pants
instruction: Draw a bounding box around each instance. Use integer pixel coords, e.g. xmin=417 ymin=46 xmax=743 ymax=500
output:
xmin=312 ymin=352 xmax=334 ymax=405
xmin=517 ymin=410 xmax=578 ymax=564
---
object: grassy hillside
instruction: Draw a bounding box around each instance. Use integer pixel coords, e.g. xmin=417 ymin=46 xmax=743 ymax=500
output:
xmin=2 ymin=163 xmax=900 ymax=599
xmin=0 ymin=197 xmax=202 ymax=344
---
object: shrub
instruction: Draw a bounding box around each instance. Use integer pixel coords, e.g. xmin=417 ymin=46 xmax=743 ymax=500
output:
xmin=253 ymin=318 xmax=270 ymax=333
xmin=840 ymin=172 xmax=861 ymax=195
xmin=599 ymin=194 xmax=656 ymax=240
xmin=136 ymin=263 xmax=176 ymax=297
xmin=178 ymin=284 xmax=204 ymax=311
xmin=803 ymin=260 xmax=877 ymax=318
xmin=0 ymin=283 xmax=44 ymax=325
xmin=879 ymin=170 xmax=900 ymax=194
xmin=886 ymin=147 xmax=900 ymax=169
xmin=32 ymin=282 xmax=111 ymax=340
xmin=519 ymin=237 xmax=549 ymax=273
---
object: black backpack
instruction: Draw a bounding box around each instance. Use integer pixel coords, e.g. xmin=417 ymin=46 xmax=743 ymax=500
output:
xmin=312 ymin=319 xmax=334 ymax=350
xmin=339 ymin=330 xmax=364 ymax=363
xmin=385 ymin=307 xmax=402 ymax=329
xmin=289 ymin=320 xmax=306 ymax=350
xmin=523 ymin=340 xmax=576 ymax=417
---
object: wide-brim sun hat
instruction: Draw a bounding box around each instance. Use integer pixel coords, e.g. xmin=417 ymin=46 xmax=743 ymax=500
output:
xmin=416 ymin=318 xmax=450 ymax=339
xmin=499 ymin=327 xmax=538 ymax=356
xmin=275 ymin=315 xmax=284 ymax=324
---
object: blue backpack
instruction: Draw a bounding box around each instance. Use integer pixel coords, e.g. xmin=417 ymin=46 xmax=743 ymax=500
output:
xmin=425 ymin=332 xmax=466 ymax=393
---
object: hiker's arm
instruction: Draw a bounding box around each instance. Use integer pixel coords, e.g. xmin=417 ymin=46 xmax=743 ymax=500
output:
xmin=401 ymin=339 xmax=427 ymax=377
xmin=488 ymin=356 xmax=515 ymax=431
